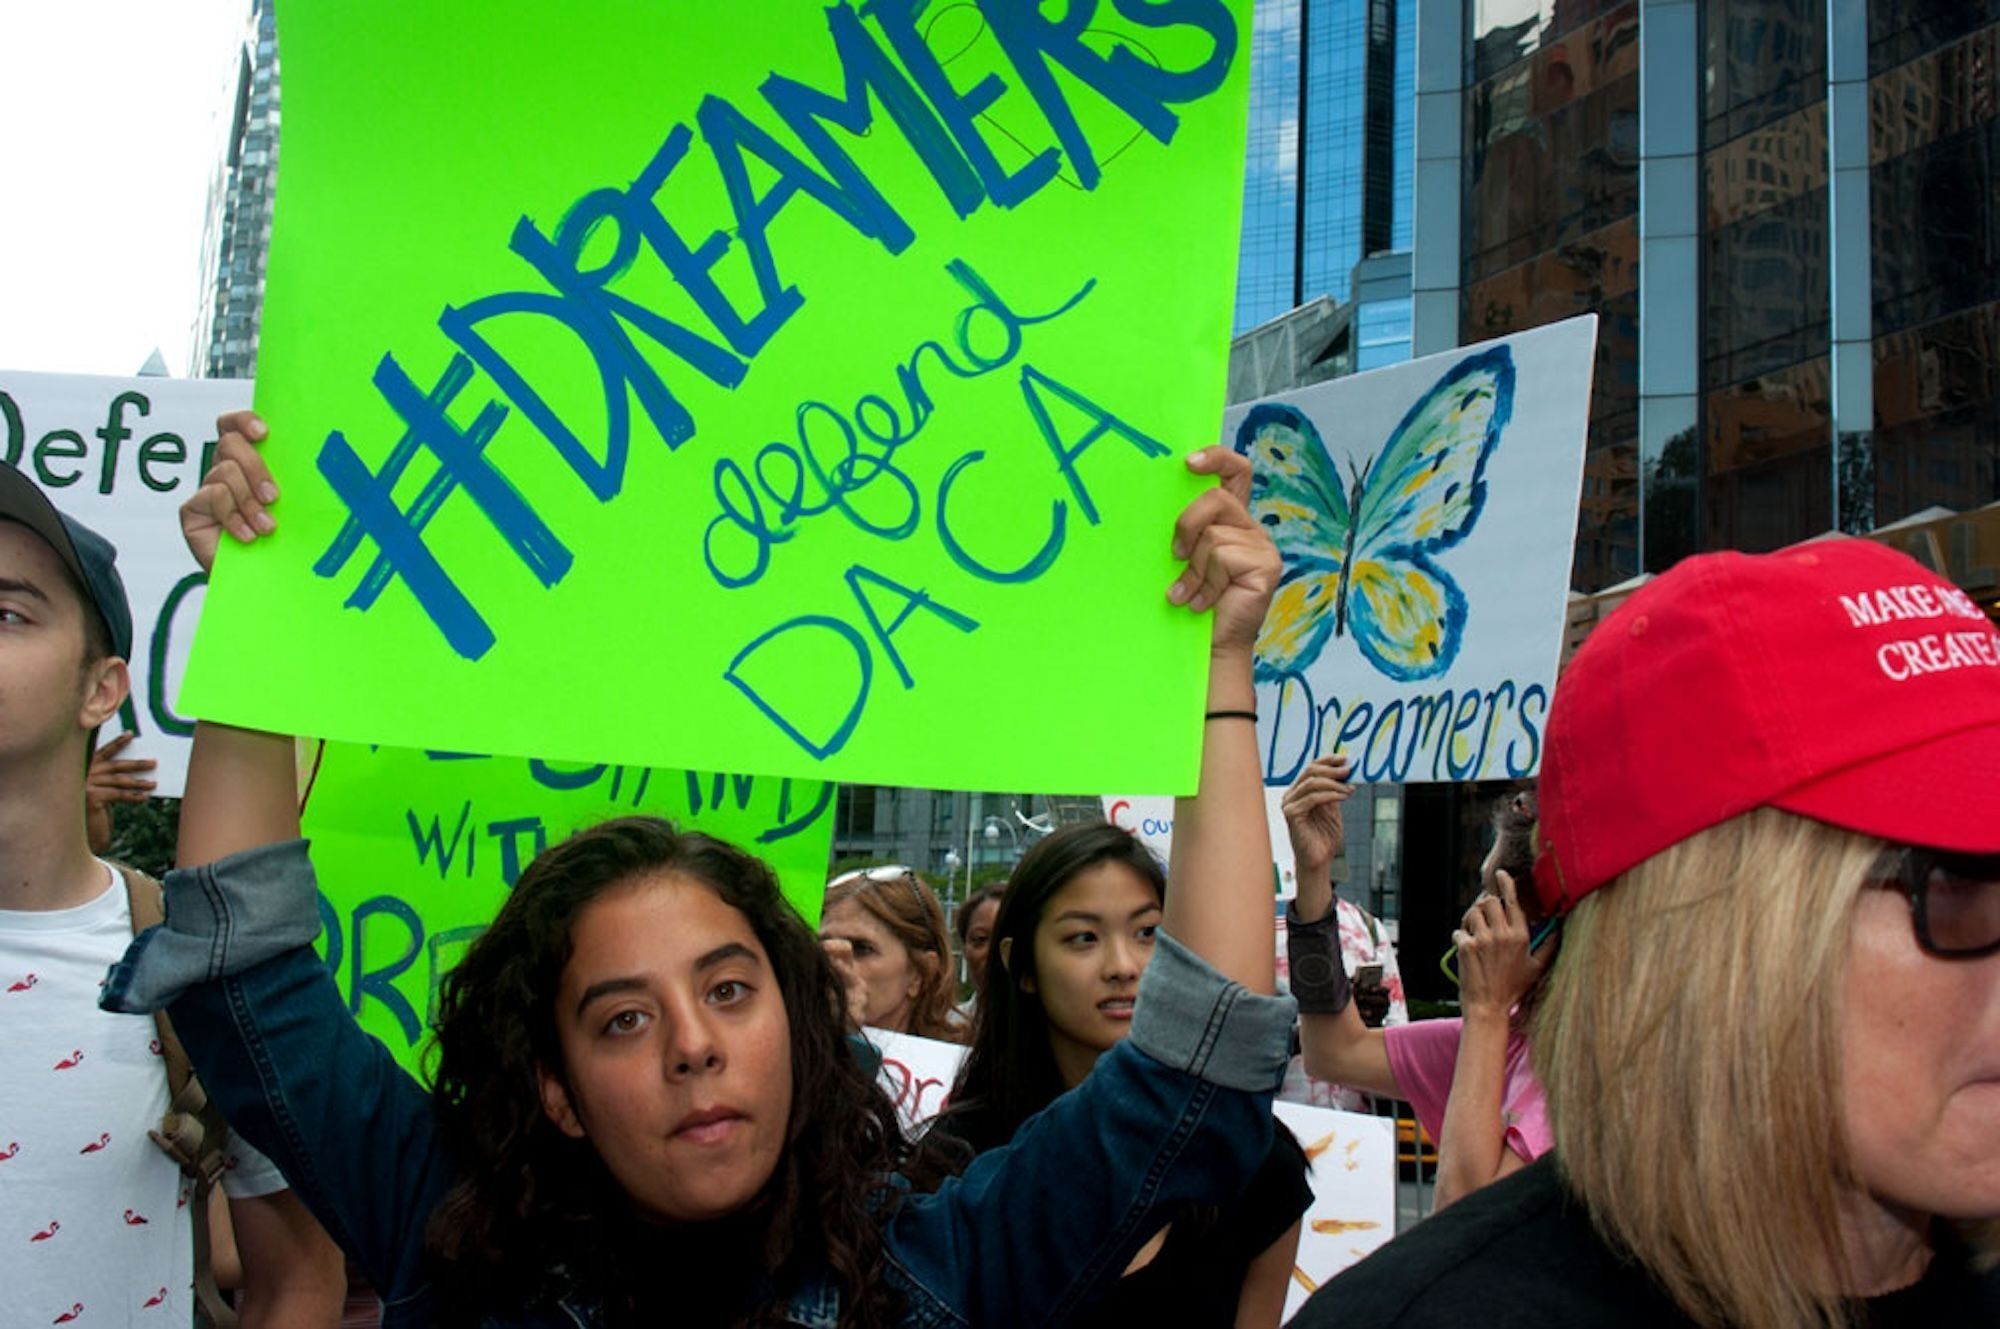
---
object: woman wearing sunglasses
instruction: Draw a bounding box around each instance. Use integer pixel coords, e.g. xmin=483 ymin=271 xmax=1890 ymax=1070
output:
xmin=821 ymin=866 xmax=965 ymax=1041
xmin=1297 ymin=539 xmax=2000 ymax=1329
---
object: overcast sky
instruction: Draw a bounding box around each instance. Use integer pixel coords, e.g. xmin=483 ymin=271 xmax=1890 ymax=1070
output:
xmin=0 ymin=2 xmax=249 ymax=378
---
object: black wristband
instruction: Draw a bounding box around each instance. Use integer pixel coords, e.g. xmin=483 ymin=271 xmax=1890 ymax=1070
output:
xmin=1285 ymin=901 xmax=1353 ymax=1015
xmin=1204 ymin=709 xmax=1258 ymax=723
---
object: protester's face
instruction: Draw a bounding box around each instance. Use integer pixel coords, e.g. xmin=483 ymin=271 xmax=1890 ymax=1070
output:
xmin=0 ymin=523 xmax=117 ymax=766
xmin=1838 ymin=874 xmax=2000 ymax=1224
xmin=539 ymin=873 xmax=792 ymax=1223
xmin=819 ymin=898 xmax=924 ymax=1032
xmin=1028 ymin=861 xmax=1161 ymax=1083
xmin=963 ymin=897 xmax=1000 ymax=989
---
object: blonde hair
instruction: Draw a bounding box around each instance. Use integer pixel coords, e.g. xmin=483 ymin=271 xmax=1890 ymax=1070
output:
xmin=823 ymin=870 xmax=962 ymax=1043
xmin=1531 ymin=808 xmax=1886 ymax=1328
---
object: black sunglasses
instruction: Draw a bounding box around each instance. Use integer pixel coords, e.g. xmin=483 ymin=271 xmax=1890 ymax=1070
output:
xmin=1867 ymin=847 xmax=2000 ymax=958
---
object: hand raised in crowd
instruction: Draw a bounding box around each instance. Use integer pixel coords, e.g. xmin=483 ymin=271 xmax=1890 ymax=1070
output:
xmin=181 ymin=411 xmax=278 ymax=573
xmin=1281 ymin=755 xmax=1356 ymax=874
xmin=822 ymin=938 xmax=870 ymax=1032
xmin=1169 ymin=446 xmax=1281 ymax=655
xmin=85 ymin=732 xmax=157 ymax=855
xmin=1453 ymin=869 xmax=1554 ymax=1018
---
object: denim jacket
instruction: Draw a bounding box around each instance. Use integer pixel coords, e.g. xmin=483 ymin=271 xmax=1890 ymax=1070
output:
xmin=104 ymin=840 xmax=1294 ymax=1328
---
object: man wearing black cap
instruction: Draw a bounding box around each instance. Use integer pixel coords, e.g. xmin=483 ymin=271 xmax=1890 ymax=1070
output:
xmin=0 ymin=465 xmax=344 ymax=1324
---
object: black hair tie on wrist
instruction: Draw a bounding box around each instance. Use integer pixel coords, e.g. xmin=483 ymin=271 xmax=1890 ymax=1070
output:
xmin=1204 ymin=709 xmax=1258 ymax=723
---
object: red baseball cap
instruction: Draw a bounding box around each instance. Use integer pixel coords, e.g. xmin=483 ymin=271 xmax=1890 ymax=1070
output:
xmin=1534 ymin=537 xmax=2000 ymax=914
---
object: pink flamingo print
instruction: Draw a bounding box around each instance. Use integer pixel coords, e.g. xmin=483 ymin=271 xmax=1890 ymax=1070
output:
xmin=123 ymin=1209 xmax=149 ymax=1226
xmin=6 ymin=973 xmax=35 ymax=992
xmin=143 ymin=1288 xmax=168 ymax=1307
xmin=52 ymin=1050 xmax=84 ymax=1070
xmin=30 ymin=1219 xmax=60 ymax=1241
xmin=78 ymin=1133 xmax=110 ymax=1155
xmin=53 ymin=1305 xmax=82 ymax=1325
xmin=0 ymin=1142 xmax=19 ymax=1162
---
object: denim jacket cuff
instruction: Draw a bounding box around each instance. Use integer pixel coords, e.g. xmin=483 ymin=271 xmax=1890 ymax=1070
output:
xmin=1128 ymin=929 xmax=1296 ymax=1092
xmin=100 ymin=839 xmax=321 ymax=1015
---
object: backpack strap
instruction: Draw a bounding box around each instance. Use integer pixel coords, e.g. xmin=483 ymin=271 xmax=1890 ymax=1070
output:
xmin=119 ymin=864 xmax=240 ymax=1329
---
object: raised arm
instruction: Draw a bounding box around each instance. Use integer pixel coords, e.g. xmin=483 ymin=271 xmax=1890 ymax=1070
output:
xmin=177 ymin=411 xmax=299 ymax=866
xmin=1431 ymin=870 xmax=1550 ymax=1211
xmin=1162 ymin=446 xmax=1283 ymax=991
xmin=1284 ymin=757 xmax=1400 ymax=1098
xmin=100 ymin=411 xmax=455 ymax=1300
xmin=884 ymin=450 xmax=1299 ymax=1324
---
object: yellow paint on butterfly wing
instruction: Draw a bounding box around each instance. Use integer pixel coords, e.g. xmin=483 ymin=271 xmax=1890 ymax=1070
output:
xmin=1346 ymin=558 xmax=1449 ymax=676
xmin=1256 ymin=569 xmax=1341 ymax=671
xmin=1356 ymin=366 xmax=1504 ymax=549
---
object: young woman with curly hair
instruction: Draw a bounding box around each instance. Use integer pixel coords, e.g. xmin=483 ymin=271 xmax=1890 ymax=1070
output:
xmin=101 ymin=414 xmax=1299 ymax=1329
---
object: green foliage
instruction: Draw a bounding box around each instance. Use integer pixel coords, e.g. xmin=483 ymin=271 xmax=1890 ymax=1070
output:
xmin=108 ymin=797 xmax=181 ymax=879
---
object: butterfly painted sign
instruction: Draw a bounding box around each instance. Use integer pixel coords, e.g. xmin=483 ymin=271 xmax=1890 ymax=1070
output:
xmin=1224 ymin=318 xmax=1595 ymax=786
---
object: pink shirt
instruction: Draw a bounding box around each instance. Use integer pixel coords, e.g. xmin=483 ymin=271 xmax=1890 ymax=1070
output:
xmin=1383 ymin=1017 xmax=1552 ymax=1163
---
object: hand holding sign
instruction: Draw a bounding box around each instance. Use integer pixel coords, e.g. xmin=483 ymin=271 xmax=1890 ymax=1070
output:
xmin=86 ymin=733 xmax=157 ymax=855
xmin=1169 ymin=445 xmax=1279 ymax=657
xmin=1280 ymin=755 xmax=1355 ymax=876
xmin=181 ymin=412 xmax=280 ymax=572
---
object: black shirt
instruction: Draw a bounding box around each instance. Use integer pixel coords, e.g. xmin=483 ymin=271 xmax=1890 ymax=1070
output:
xmin=929 ymin=1111 xmax=1313 ymax=1327
xmin=1292 ymin=1156 xmax=2000 ymax=1329
xmin=1078 ymin=1123 xmax=1314 ymax=1327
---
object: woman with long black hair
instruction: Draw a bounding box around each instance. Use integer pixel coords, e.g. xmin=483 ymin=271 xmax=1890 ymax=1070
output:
xmin=934 ymin=822 xmax=1311 ymax=1329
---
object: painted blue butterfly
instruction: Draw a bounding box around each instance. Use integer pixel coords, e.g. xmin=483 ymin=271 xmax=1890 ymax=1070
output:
xmin=1232 ymin=346 xmax=1515 ymax=683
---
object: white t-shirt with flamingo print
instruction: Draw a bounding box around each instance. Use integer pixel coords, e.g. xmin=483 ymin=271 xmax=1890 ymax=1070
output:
xmin=1 ymin=862 xmax=286 ymax=1326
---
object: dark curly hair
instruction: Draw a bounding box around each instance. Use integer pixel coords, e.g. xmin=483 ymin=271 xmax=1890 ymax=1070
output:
xmin=935 ymin=824 xmax=1166 ymax=1152
xmin=421 ymin=816 xmax=950 ymax=1326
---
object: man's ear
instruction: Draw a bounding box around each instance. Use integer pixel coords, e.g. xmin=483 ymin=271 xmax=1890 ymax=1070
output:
xmin=998 ymin=936 xmax=1033 ymax=994
xmin=537 ymin=1063 xmax=587 ymax=1140
xmin=78 ymin=658 xmax=130 ymax=730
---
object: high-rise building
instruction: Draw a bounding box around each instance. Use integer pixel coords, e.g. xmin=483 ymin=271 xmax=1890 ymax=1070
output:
xmin=1413 ymin=0 xmax=1998 ymax=591
xmin=191 ymin=0 xmax=278 ymax=380
xmin=1236 ymin=0 xmax=1418 ymax=333
xmin=1388 ymin=0 xmax=2000 ymax=996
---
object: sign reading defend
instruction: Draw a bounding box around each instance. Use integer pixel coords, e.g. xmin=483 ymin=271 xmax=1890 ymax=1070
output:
xmin=181 ymin=1 xmax=1256 ymax=794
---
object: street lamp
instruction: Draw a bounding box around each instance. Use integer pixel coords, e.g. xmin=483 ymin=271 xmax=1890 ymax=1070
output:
xmin=982 ymin=815 xmax=1018 ymax=855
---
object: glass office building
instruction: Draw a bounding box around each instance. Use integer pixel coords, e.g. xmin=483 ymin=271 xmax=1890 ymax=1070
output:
xmin=1236 ymin=0 xmax=1418 ymax=332
xmin=191 ymin=0 xmax=280 ymax=380
xmin=1410 ymin=0 xmax=1999 ymax=594
xmin=1389 ymin=0 xmax=2000 ymax=997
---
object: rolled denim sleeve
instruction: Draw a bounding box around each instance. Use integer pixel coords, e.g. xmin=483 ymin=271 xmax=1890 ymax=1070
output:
xmin=101 ymin=839 xmax=322 ymax=1015
xmin=1127 ymin=928 xmax=1296 ymax=1092
xmin=883 ymin=928 xmax=1295 ymax=1325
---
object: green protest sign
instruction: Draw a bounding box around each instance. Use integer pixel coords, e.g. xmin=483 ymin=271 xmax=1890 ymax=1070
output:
xmin=179 ymin=1 xmax=1251 ymax=795
xmin=301 ymin=742 xmax=836 ymax=1078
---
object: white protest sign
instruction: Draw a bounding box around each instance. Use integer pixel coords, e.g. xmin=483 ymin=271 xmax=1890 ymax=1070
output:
xmin=2 ymin=371 xmax=253 ymax=794
xmin=1224 ymin=318 xmax=1594 ymax=785
xmin=1101 ymin=790 xmax=1299 ymax=895
xmin=865 ymin=1027 xmax=968 ymax=1135
xmin=1276 ymin=1101 xmax=1398 ymax=1317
